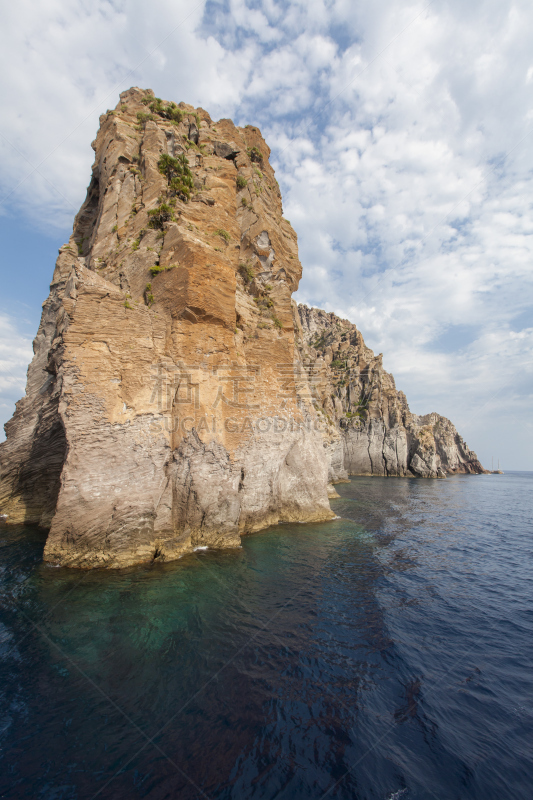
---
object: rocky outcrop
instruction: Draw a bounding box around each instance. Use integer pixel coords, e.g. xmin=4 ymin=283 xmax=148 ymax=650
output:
xmin=294 ymin=305 xmax=487 ymax=480
xmin=0 ymin=88 xmax=334 ymax=568
xmin=0 ymin=88 xmax=485 ymax=568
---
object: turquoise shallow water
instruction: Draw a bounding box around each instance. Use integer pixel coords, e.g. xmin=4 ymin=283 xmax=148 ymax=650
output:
xmin=1 ymin=472 xmax=532 ymax=799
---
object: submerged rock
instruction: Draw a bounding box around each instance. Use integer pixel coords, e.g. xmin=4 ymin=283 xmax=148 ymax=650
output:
xmin=0 ymin=89 xmax=486 ymax=568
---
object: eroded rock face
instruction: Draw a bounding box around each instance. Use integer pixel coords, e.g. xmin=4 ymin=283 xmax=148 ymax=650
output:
xmin=0 ymin=88 xmax=485 ymax=568
xmin=295 ymin=305 xmax=487 ymax=479
xmin=0 ymin=88 xmax=333 ymax=567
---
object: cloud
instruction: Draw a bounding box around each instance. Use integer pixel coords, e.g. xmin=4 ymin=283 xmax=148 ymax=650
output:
xmin=0 ymin=312 xmax=33 ymax=439
xmin=0 ymin=0 xmax=255 ymax=230
xmin=0 ymin=0 xmax=532 ymax=466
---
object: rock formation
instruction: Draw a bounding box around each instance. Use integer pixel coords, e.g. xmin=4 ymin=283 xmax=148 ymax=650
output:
xmin=294 ymin=305 xmax=486 ymax=480
xmin=0 ymin=88 xmax=486 ymax=568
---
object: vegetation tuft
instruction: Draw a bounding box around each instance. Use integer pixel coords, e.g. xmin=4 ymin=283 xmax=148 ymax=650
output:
xmin=148 ymin=203 xmax=174 ymax=229
xmin=238 ymin=262 xmax=254 ymax=283
xmin=157 ymin=153 xmax=193 ymax=201
xmin=131 ymin=228 xmax=146 ymax=251
xmin=148 ymin=98 xmax=184 ymax=123
xmin=137 ymin=111 xmax=156 ymax=124
xmin=312 ymin=331 xmax=335 ymax=350
xmin=247 ymin=146 xmax=263 ymax=163
xmin=144 ymin=282 xmax=155 ymax=306
xmin=150 ymin=264 xmax=176 ymax=277
xmin=254 ymin=296 xmax=274 ymax=310
xmin=214 ymin=228 xmax=231 ymax=243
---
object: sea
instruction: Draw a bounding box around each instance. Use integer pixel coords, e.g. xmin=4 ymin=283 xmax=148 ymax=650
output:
xmin=1 ymin=472 xmax=532 ymax=799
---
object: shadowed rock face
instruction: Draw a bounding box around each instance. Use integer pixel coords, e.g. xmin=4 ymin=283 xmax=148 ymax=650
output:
xmin=294 ymin=305 xmax=487 ymax=480
xmin=0 ymin=88 xmax=485 ymax=568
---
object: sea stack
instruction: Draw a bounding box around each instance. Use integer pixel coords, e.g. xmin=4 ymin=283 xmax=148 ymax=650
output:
xmin=0 ymin=88 xmax=486 ymax=568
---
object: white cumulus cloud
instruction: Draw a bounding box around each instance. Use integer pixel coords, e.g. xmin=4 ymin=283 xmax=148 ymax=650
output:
xmin=0 ymin=0 xmax=532 ymax=466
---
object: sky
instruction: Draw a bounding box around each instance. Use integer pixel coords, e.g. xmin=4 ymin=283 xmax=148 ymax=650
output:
xmin=1 ymin=0 xmax=532 ymax=469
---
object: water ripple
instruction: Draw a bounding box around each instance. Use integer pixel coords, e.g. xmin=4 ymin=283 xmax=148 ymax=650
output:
xmin=0 ymin=472 xmax=532 ymax=799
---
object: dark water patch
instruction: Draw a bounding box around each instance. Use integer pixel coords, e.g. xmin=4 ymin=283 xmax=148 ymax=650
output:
xmin=1 ymin=473 xmax=532 ymax=798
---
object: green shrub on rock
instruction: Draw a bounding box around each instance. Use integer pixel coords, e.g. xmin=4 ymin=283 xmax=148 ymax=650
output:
xmin=149 ymin=98 xmax=183 ymax=124
xmin=157 ymin=154 xmax=193 ymax=201
xmin=148 ymin=203 xmax=174 ymax=229
xmin=238 ymin=263 xmax=254 ymax=283
xmin=136 ymin=111 xmax=156 ymax=124
xmin=247 ymin=146 xmax=262 ymax=163
xmin=150 ymin=264 xmax=176 ymax=277
xmin=214 ymin=228 xmax=231 ymax=243
xmin=144 ymin=282 xmax=155 ymax=306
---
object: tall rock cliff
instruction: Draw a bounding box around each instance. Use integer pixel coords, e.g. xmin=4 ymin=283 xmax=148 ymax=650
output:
xmin=0 ymin=88 xmax=485 ymax=567
xmin=294 ymin=305 xmax=486 ymax=480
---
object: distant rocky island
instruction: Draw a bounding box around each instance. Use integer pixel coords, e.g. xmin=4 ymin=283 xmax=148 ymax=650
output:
xmin=0 ymin=88 xmax=486 ymax=568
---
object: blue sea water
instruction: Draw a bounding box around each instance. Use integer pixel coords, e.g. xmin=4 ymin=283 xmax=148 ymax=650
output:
xmin=0 ymin=472 xmax=532 ymax=800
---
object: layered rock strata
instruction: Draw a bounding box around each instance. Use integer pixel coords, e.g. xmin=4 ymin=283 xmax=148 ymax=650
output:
xmin=0 ymin=88 xmax=485 ymax=568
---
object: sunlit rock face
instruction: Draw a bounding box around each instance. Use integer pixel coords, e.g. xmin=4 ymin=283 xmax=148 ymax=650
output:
xmin=0 ymin=88 xmax=334 ymax=567
xmin=0 ymin=88 xmax=485 ymax=568
xmin=295 ymin=305 xmax=487 ymax=480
